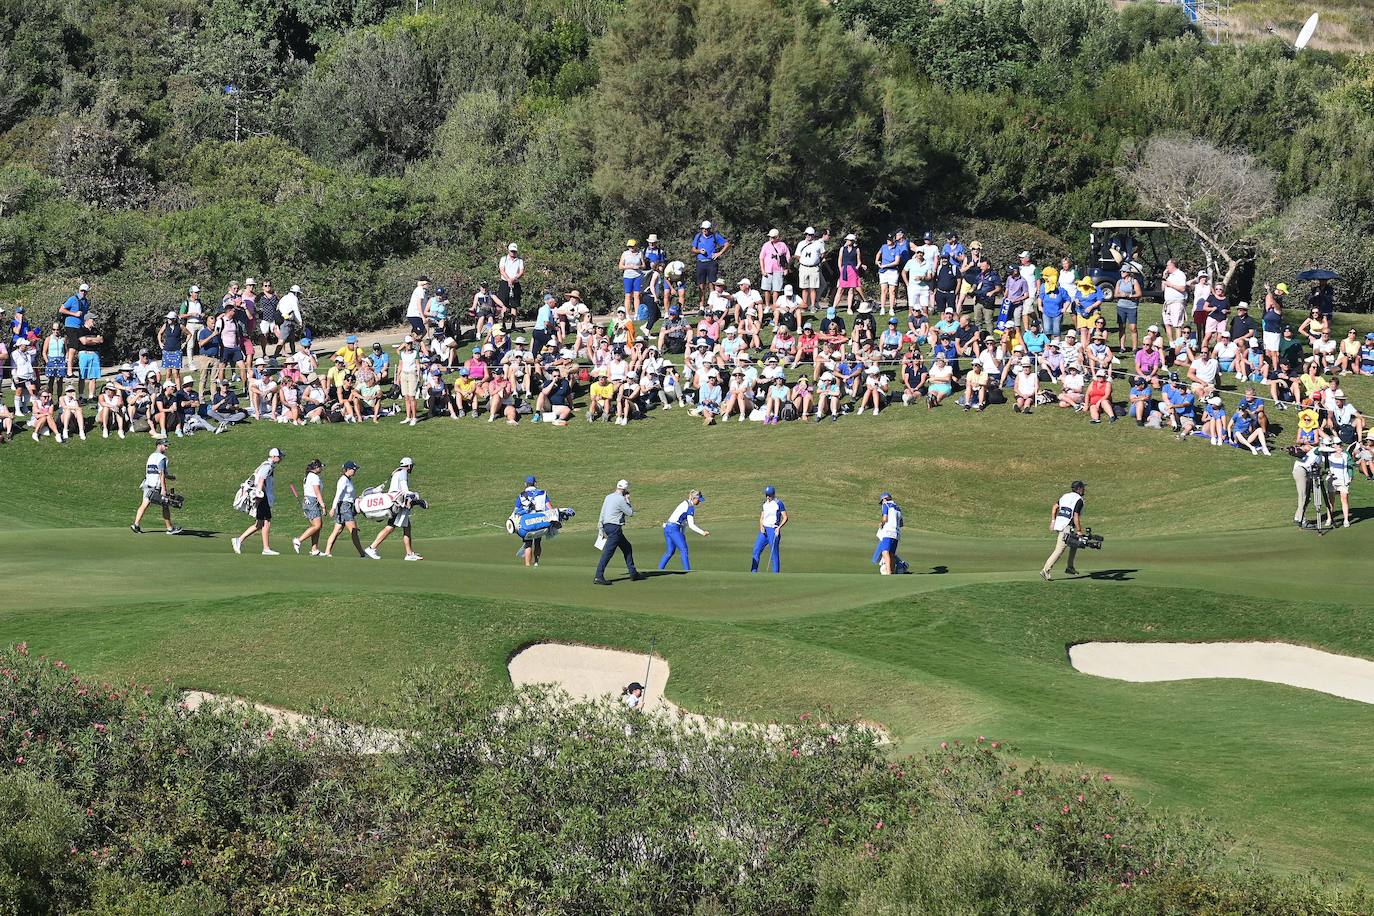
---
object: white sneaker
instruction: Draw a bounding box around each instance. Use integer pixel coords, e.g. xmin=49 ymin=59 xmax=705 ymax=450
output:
xmin=231 ymin=537 xmax=242 ymax=555
xmin=118 ymin=430 xmax=125 ymax=439
xmin=102 ymin=429 xmax=109 ymax=439
xmin=309 ymin=548 xmax=321 ymax=556
xmin=261 ymin=548 xmax=280 ymax=556
xmin=409 ymin=418 xmax=417 ymax=426
xmin=79 ymin=432 xmax=86 ymax=441
xmin=292 ymin=537 xmax=302 ymax=554
xmin=404 ymin=553 xmax=423 ymax=561
xmin=364 ymin=547 xmax=381 ymax=560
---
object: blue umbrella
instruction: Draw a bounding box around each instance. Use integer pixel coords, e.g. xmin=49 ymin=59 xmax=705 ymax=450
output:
xmin=1296 ymin=268 xmax=1340 ymax=281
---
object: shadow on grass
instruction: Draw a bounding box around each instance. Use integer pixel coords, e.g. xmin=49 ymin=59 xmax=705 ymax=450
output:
xmin=640 ymin=570 xmax=688 ymax=578
xmin=1082 ymin=568 xmax=1138 ymax=581
xmin=171 ymin=529 xmax=218 ymax=539
xmin=927 ymin=565 xmax=949 ymax=575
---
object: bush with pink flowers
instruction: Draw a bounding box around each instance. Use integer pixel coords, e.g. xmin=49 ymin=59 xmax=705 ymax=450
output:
xmin=0 ymin=644 xmax=1361 ymax=914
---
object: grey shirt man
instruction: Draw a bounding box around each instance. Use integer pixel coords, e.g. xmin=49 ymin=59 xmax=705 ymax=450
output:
xmin=599 ymin=490 xmax=634 ymax=530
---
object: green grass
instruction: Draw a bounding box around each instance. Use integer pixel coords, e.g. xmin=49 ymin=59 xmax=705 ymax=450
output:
xmin=2 ymin=305 xmax=1373 ymax=881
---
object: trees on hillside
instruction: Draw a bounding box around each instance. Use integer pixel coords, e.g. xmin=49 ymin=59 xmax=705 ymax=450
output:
xmin=1121 ymin=136 xmax=1276 ymax=287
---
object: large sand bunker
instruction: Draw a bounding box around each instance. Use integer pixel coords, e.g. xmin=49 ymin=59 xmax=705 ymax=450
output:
xmin=1069 ymin=642 xmax=1374 ymax=705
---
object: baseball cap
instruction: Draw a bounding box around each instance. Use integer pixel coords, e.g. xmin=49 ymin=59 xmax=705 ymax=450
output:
xmin=626 ymin=239 xmax=637 ymax=247
xmin=668 ymin=305 xmax=681 ymax=316
xmin=253 ymin=357 xmax=266 ymax=366
xmin=845 ymin=233 xmax=857 ymax=241
xmin=768 ymin=228 xmax=779 ymax=237
xmin=346 ymin=335 xmax=358 ymax=344
xmin=1147 ymin=324 xmax=1159 ymax=332
xmin=79 ymin=283 xmax=90 ymax=291
xmin=804 ymin=226 xmax=816 ymax=235
xmin=244 ymin=277 xmax=256 ymax=285
xmin=290 ymin=284 xmax=301 ymax=293
xmin=764 ymin=485 xmax=776 ymax=496
xmin=514 ymin=336 xmax=526 ymax=344
xmin=1019 ymin=251 xmax=1031 ymax=259
xmin=880 ymin=491 xmax=892 ymax=501
xmin=400 ymin=456 xmax=414 ymax=467
xmin=700 ymin=220 xmax=712 ymax=229
xmin=1275 ymin=283 xmax=1289 ymax=294
xmin=738 ymin=278 xmax=751 ymax=286
xmin=269 ymin=447 xmax=283 ymax=458
xmin=165 ymin=311 xmax=177 ymax=319
xmin=617 ymin=478 xmax=630 ymax=490
xmin=403 ymin=335 xmax=414 ymax=343
xmin=189 ymin=285 xmax=200 ymax=293
xmin=508 ymin=243 xmax=518 ymax=251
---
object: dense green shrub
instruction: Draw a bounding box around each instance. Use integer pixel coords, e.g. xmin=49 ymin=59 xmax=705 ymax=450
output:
xmin=0 ymin=644 xmax=1353 ymax=914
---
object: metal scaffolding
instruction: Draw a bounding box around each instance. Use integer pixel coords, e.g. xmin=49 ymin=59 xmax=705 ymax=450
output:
xmin=1176 ymin=0 xmax=1229 ymax=44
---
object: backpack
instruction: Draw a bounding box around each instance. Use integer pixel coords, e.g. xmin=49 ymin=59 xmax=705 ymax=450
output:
xmin=779 ymin=402 xmax=798 ymax=422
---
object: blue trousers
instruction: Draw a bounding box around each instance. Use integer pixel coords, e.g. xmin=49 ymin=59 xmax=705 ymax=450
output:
xmin=595 ymin=524 xmax=637 ymax=579
xmin=751 ymin=527 xmax=781 ymax=573
xmin=659 ymin=524 xmax=690 ymax=571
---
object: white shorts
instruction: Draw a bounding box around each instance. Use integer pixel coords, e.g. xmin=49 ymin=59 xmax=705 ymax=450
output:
xmin=258 ymin=321 xmax=279 ymax=336
xmin=799 ymin=265 xmax=821 ymax=289
xmin=879 ymin=269 xmax=899 ymax=286
xmin=1162 ymin=302 xmax=1187 ymax=326
xmin=760 ymin=272 xmax=784 ymax=292
xmin=1263 ymin=331 xmax=1280 ymax=352
xmin=907 ymin=285 xmax=930 ymax=310
xmin=1331 ymin=473 xmax=1351 ymax=494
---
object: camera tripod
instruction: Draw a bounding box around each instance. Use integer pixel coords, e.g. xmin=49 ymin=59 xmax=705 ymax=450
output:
xmin=1299 ymin=472 xmax=1336 ymax=535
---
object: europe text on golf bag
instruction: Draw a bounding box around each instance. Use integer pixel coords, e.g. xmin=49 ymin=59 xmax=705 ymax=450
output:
xmin=506 ymin=507 xmax=576 ymax=540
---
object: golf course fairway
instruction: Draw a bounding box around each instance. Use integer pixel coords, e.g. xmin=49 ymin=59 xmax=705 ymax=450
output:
xmin=2 ymin=395 xmax=1371 ymax=879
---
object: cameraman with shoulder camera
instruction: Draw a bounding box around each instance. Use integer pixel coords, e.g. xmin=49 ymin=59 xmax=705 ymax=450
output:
xmin=131 ymin=439 xmax=182 ymax=535
xmin=1041 ymin=480 xmax=1086 ymax=581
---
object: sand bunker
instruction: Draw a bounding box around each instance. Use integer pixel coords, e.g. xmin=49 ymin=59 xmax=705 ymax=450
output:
xmin=508 ymin=642 xmax=888 ymax=740
xmin=508 ymin=643 xmax=688 ymax=718
xmin=1069 ymin=642 xmax=1374 ymax=705
xmin=181 ymin=690 xmax=402 ymax=753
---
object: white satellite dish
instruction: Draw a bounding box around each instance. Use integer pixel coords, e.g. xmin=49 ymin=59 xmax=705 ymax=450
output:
xmin=1295 ymin=12 xmax=1319 ymax=50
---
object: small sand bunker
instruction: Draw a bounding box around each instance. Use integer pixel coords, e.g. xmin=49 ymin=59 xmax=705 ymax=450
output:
xmin=181 ymin=690 xmax=402 ymax=753
xmin=1069 ymin=642 xmax=1374 ymax=705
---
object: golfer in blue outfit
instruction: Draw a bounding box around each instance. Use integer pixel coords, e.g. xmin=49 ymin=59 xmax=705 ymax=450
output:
xmin=659 ymin=489 xmax=709 ymax=571
xmin=870 ymin=492 xmax=909 ymax=575
xmin=751 ymin=485 xmax=787 ymax=573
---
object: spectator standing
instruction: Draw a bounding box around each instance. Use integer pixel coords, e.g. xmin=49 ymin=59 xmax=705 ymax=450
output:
xmin=692 ymin=221 xmax=731 ymax=310
xmin=499 ymin=244 xmax=525 ymax=328
xmin=594 ymin=479 xmax=644 ymax=585
xmin=179 ymin=285 xmax=205 ymax=362
xmin=277 ymin=284 xmax=303 ymax=355
xmin=903 ymin=248 xmax=933 ymax=314
xmin=157 ymin=312 xmax=184 ymax=387
xmin=396 ymin=336 xmax=421 ymax=426
xmin=58 ymin=283 xmax=90 ymax=378
xmin=758 ymin=229 xmax=790 ymax=317
xmin=1114 ymin=267 xmax=1141 ymax=352
xmin=1309 ymin=278 xmax=1334 ymax=322
xmin=876 ymin=231 xmax=903 ymax=317
xmin=833 ymin=234 xmax=863 ymax=314
xmin=618 ymin=239 xmax=645 ymax=317
xmin=42 ymin=322 xmax=67 ymax=394
xmin=1160 ymin=259 xmax=1189 ymax=344
xmin=76 ymin=317 xmax=103 ymax=401
xmin=406 ymin=276 xmax=430 ymax=338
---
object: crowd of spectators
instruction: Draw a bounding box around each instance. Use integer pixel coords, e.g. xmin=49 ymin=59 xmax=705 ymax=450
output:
xmin=1 ymin=225 xmax=1370 ymax=478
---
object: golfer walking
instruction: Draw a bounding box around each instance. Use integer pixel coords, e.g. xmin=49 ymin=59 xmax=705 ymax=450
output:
xmin=659 ymin=489 xmax=709 ymax=571
xmin=1040 ymin=480 xmax=1085 ymax=581
xmin=131 ymin=439 xmax=182 ymax=534
xmin=233 ymin=447 xmax=283 ymax=556
xmin=594 ymin=479 xmax=644 ymax=585
xmin=323 ymin=460 xmax=365 ymax=558
xmin=366 ymin=457 xmax=423 ymax=561
xmin=292 ymin=458 xmax=326 ymax=556
xmin=751 ymin=485 xmax=787 ymax=573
